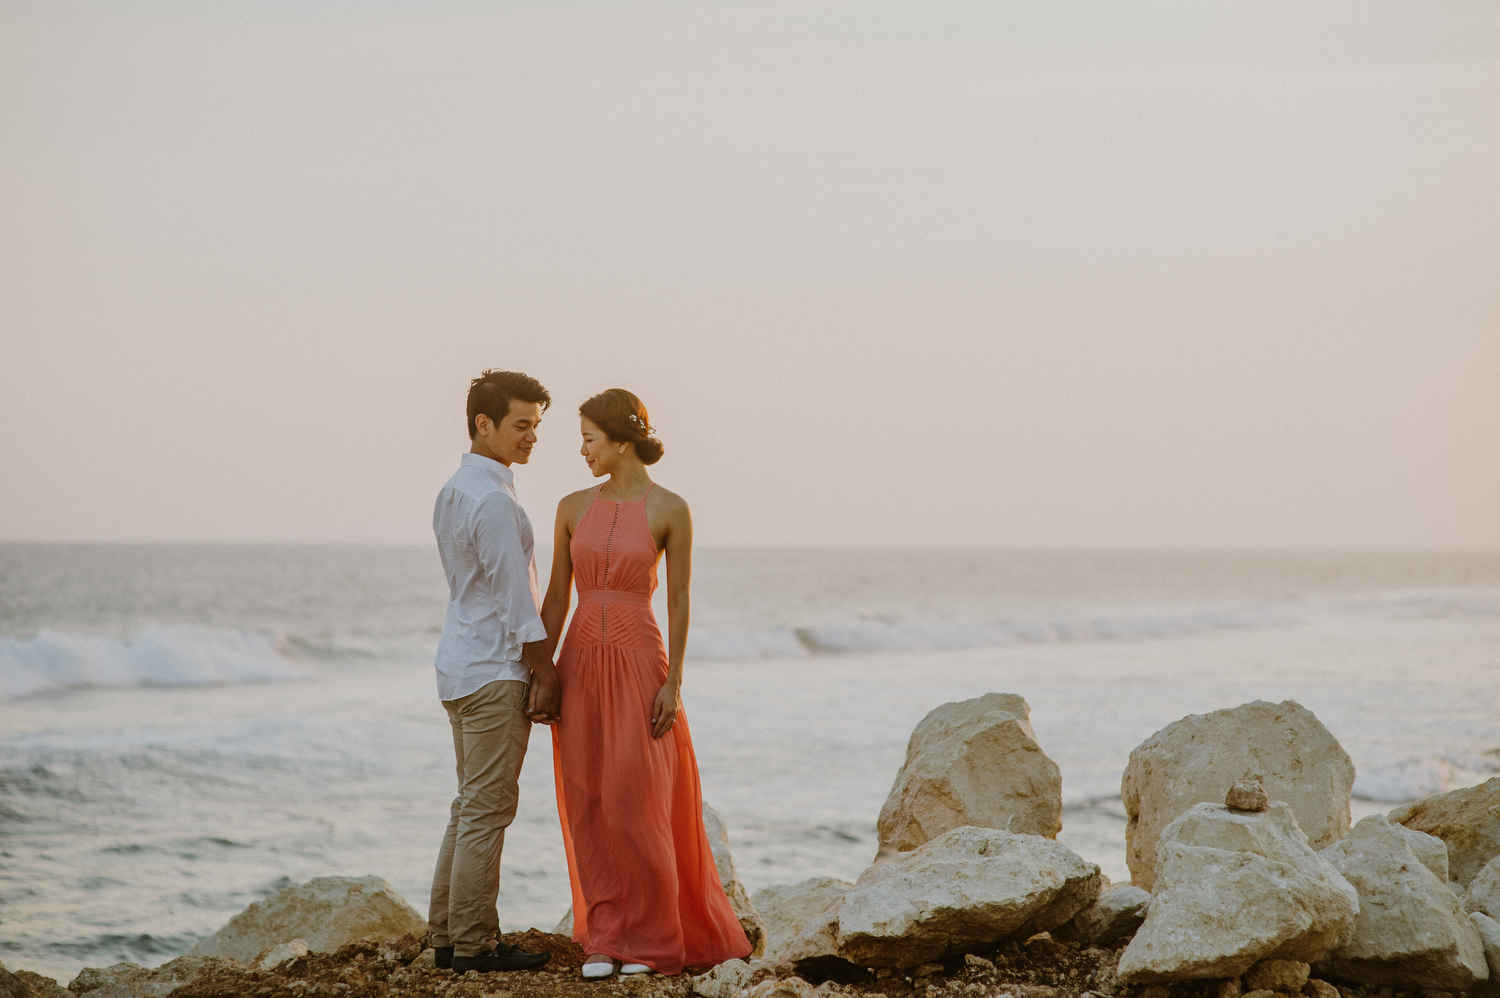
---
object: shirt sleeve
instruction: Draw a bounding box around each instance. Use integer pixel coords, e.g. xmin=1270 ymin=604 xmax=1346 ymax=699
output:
xmin=470 ymin=491 xmax=548 ymax=649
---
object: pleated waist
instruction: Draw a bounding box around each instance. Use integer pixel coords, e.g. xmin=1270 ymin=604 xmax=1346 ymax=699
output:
xmin=576 ymin=589 xmax=651 ymax=606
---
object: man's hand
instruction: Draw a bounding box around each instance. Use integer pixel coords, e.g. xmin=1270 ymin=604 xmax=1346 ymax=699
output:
xmin=526 ymin=661 xmax=562 ymax=725
xmin=651 ymin=681 xmax=681 ymax=740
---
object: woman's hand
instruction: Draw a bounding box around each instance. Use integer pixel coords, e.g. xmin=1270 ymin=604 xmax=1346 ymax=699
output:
xmin=651 ymin=682 xmax=681 ymax=739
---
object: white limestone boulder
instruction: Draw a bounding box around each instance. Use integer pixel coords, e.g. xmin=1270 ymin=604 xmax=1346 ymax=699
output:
xmin=877 ymin=694 xmax=1062 ymax=856
xmin=1117 ymin=801 xmax=1359 ymax=983
xmin=1052 ymin=885 xmax=1151 ymax=947
xmin=1313 ymin=813 xmax=1488 ymax=989
xmin=1389 ymin=776 xmax=1500 ymax=888
xmin=1121 ymin=700 xmax=1354 ymax=891
xmin=1390 ymin=821 xmax=1450 ymax=881
xmin=187 ymin=875 xmax=426 ymax=963
xmin=751 ymin=877 xmax=854 ymax=964
xmin=1471 ymin=912 xmax=1500 ymax=998
xmin=834 ymin=825 xmax=1100 ymax=968
xmin=1469 ymin=855 xmax=1500 ymax=917
xmin=703 ymin=802 xmax=768 ymax=958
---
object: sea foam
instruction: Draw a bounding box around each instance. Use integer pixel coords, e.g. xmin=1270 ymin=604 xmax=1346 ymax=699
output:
xmin=0 ymin=628 xmax=307 ymax=700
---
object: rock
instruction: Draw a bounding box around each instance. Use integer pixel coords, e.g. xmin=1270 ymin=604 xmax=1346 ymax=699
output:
xmin=1243 ymin=992 xmax=1275 ymax=998
xmin=1242 ymin=958 xmax=1309 ymax=991
xmin=68 ymin=965 xmax=150 ymax=997
xmin=554 ymin=908 xmax=574 ymax=936
xmin=1313 ymin=814 xmax=1488 ymax=989
xmin=1471 ymin=912 xmax=1500 ymax=998
xmin=188 ymin=875 xmax=426 ymax=963
xmin=1303 ymin=982 xmax=1339 ymax=998
xmin=1471 ymin=856 xmax=1500 ymax=918
xmin=703 ymin=802 xmax=768 ymax=958
xmin=877 ymin=694 xmax=1062 ymax=856
xmin=1121 ymin=700 xmax=1355 ymax=890
xmin=1226 ymin=779 xmax=1270 ymax=813
xmin=377 ymin=932 xmax=425 ymax=963
xmin=411 ymin=949 xmax=436 ymax=969
xmin=1052 ymin=885 xmax=1150 ymax=947
xmin=779 ymin=894 xmax=845 ymax=964
xmin=1390 ymin=823 xmax=1451 ymax=882
xmin=1 ymin=965 xmax=70 ymax=998
xmin=1117 ymin=801 xmax=1359 ymax=983
xmin=690 ymin=958 xmax=766 ymax=998
xmin=741 ymin=979 xmax=817 ymax=998
xmin=752 ymin=878 xmax=854 ymax=964
xmin=69 ymin=958 xmax=244 ymax=998
xmin=834 ymin=825 xmax=1100 ymax=968
xmin=963 ymin=953 xmax=994 ymax=970
xmin=249 ymin=939 xmax=309 ymax=971
xmin=1389 ymin=776 xmax=1500 ymax=888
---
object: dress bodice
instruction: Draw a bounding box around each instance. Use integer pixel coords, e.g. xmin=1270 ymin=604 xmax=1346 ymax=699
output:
xmin=570 ymin=489 xmax=658 ymax=599
xmin=565 ymin=487 xmax=660 ymax=651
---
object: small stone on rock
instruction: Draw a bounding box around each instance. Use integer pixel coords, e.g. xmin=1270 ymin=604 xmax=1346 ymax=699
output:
xmin=1226 ymin=779 xmax=1269 ymax=813
xmin=962 ymin=954 xmax=993 ymax=970
xmin=1303 ymin=982 xmax=1339 ymax=998
xmin=912 ymin=963 xmax=943 ymax=977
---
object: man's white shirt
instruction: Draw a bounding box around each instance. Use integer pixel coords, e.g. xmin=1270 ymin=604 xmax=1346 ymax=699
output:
xmin=432 ymin=453 xmax=548 ymax=701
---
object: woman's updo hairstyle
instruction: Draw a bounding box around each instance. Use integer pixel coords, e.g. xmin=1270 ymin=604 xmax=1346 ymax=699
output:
xmin=579 ymin=388 xmax=665 ymax=465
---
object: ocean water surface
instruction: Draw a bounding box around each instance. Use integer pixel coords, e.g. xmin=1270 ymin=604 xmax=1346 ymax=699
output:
xmin=2 ymin=544 xmax=1498 ymax=983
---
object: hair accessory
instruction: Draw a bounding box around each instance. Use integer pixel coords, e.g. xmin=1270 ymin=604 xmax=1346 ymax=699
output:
xmin=627 ymin=413 xmax=655 ymax=435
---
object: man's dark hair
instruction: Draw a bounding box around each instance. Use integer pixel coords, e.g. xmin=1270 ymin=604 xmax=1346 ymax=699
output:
xmin=467 ymin=370 xmax=552 ymax=438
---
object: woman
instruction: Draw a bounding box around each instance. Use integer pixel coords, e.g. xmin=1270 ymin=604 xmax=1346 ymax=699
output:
xmin=541 ymin=389 xmax=751 ymax=980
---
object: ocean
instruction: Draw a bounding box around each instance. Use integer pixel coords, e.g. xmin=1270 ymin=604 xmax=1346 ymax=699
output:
xmin=2 ymin=544 xmax=1498 ymax=983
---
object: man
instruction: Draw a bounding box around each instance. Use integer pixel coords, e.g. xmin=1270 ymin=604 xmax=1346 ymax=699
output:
xmin=428 ymin=369 xmax=562 ymax=973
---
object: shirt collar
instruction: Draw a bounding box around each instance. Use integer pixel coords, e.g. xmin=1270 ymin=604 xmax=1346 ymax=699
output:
xmin=462 ymin=451 xmax=515 ymax=485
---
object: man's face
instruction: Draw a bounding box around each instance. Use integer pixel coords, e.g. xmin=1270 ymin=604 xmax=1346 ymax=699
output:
xmin=474 ymin=400 xmax=544 ymax=465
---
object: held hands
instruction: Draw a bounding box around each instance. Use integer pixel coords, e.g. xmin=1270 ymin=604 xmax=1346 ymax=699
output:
xmin=527 ymin=662 xmax=562 ymax=725
xmin=651 ymin=682 xmax=681 ymax=740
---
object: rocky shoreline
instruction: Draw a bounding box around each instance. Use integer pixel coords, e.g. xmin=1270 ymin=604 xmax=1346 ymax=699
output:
xmin=6 ymin=695 xmax=1500 ymax=998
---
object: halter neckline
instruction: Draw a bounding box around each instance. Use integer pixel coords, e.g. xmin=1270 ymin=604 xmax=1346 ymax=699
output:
xmin=596 ymin=482 xmax=654 ymax=503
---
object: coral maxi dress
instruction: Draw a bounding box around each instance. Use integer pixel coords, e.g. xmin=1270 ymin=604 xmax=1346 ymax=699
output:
xmin=551 ymin=485 xmax=751 ymax=974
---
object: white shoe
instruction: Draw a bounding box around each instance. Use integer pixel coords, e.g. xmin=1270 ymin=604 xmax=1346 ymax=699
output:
xmin=582 ymin=960 xmax=617 ymax=979
xmin=621 ymin=963 xmax=652 ymax=975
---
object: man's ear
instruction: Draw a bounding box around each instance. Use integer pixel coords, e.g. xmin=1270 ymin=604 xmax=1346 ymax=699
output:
xmin=473 ymin=413 xmax=492 ymax=436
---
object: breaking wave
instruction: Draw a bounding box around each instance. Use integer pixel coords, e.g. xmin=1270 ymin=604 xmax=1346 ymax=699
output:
xmin=0 ymin=628 xmax=308 ymax=700
xmin=1351 ymin=752 xmax=1500 ymax=802
xmin=684 ymin=590 xmax=1500 ymax=662
xmin=685 ymin=604 xmax=1295 ymax=661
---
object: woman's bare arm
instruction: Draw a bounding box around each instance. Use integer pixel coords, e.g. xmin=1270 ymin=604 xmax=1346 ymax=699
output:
xmin=651 ymin=491 xmax=692 ymax=739
xmin=540 ymin=495 xmax=582 ymax=658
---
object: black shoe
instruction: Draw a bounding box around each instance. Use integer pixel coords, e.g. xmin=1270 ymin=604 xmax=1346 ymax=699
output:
xmin=434 ymin=947 xmax=454 ymax=970
xmin=452 ymin=946 xmax=550 ymax=973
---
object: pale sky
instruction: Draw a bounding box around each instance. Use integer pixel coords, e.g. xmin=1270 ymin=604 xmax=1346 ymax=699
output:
xmin=2 ymin=1 xmax=1497 ymax=548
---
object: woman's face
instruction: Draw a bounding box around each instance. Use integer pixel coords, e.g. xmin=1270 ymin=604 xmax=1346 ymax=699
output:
xmin=579 ymin=416 xmax=620 ymax=478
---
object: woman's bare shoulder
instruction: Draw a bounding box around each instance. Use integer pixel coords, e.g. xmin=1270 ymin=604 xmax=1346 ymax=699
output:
xmin=557 ymin=487 xmax=597 ymax=515
xmin=649 ymin=484 xmax=691 ymax=516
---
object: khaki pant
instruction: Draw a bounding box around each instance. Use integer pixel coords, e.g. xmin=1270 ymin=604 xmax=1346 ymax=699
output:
xmin=428 ymin=679 xmax=531 ymax=956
